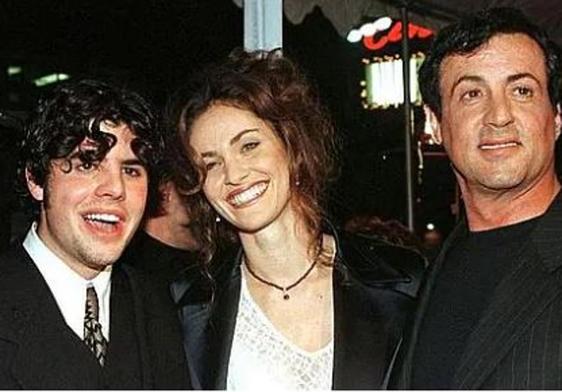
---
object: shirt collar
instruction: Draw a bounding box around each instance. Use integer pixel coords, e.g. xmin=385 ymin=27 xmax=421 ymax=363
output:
xmin=23 ymin=222 xmax=112 ymax=339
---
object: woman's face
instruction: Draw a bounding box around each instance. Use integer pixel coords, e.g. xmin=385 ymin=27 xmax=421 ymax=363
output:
xmin=189 ymin=103 xmax=294 ymax=234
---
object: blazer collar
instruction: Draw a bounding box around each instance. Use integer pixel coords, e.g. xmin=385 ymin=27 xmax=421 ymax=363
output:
xmin=453 ymin=193 xmax=562 ymax=388
xmin=530 ymin=190 xmax=562 ymax=271
xmin=396 ymin=192 xmax=562 ymax=389
xmin=0 ymin=246 xmax=103 ymax=388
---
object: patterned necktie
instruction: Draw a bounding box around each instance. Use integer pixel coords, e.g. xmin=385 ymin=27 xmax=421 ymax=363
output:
xmin=84 ymin=286 xmax=108 ymax=366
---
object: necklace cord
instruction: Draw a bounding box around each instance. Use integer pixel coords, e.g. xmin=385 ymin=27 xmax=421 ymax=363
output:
xmin=243 ymin=256 xmax=318 ymax=294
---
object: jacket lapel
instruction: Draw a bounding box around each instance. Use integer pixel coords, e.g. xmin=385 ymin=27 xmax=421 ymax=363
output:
xmin=171 ymin=248 xmax=241 ymax=390
xmin=173 ymin=229 xmax=423 ymax=390
xmin=203 ymin=265 xmax=241 ymax=389
xmin=332 ymin=267 xmax=396 ymax=389
xmin=0 ymin=246 xmax=101 ymax=388
xmin=453 ymin=195 xmax=562 ymax=389
xmin=332 ymin=231 xmax=423 ymax=390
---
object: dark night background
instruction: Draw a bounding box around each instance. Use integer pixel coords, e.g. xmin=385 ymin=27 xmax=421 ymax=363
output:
xmin=0 ymin=0 xmax=459 ymax=250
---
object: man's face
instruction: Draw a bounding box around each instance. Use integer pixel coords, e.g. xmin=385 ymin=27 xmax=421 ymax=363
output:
xmin=27 ymin=122 xmax=148 ymax=279
xmin=432 ymin=33 xmax=561 ymax=197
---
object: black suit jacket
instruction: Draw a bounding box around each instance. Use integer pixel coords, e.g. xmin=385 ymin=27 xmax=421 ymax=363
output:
xmin=391 ymin=192 xmax=562 ymax=389
xmin=171 ymin=229 xmax=425 ymax=390
xmin=0 ymin=245 xmax=191 ymax=389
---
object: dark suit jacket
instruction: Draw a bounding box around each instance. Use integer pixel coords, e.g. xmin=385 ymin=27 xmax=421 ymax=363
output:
xmin=171 ymin=229 xmax=425 ymax=390
xmin=0 ymin=245 xmax=191 ymax=389
xmin=391 ymin=192 xmax=562 ymax=389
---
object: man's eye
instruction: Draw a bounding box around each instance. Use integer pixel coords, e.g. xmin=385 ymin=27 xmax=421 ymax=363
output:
xmin=514 ymin=86 xmax=533 ymax=98
xmin=76 ymin=161 xmax=98 ymax=172
xmin=461 ymin=89 xmax=482 ymax=101
xmin=241 ymin=141 xmax=259 ymax=153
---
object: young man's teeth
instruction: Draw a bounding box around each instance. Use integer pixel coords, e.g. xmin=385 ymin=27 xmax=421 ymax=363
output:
xmin=231 ymin=183 xmax=267 ymax=206
xmin=85 ymin=213 xmax=119 ymax=223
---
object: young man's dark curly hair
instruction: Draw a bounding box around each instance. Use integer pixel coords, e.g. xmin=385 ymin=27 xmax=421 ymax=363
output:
xmin=19 ymin=79 xmax=164 ymax=217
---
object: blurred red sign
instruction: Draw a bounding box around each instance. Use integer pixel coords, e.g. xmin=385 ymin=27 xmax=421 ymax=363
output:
xmin=363 ymin=21 xmax=433 ymax=51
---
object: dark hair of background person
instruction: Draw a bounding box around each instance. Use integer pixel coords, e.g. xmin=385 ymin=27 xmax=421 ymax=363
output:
xmin=18 ymin=79 xmax=164 ymax=218
xmin=344 ymin=214 xmax=424 ymax=254
xmin=172 ymin=49 xmax=340 ymax=271
xmin=419 ymin=7 xmax=561 ymax=119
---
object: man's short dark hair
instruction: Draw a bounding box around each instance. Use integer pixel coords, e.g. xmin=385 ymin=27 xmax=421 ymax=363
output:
xmin=19 ymin=79 xmax=164 ymax=216
xmin=419 ymin=7 xmax=561 ymax=118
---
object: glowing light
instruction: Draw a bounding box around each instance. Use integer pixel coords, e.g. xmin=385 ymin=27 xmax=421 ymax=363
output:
xmin=34 ymin=73 xmax=70 ymax=87
xmin=363 ymin=21 xmax=433 ymax=51
xmin=426 ymin=223 xmax=435 ymax=231
xmin=7 ymin=66 xmax=22 ymax=76
xmin=347 ymin=29 xmax=363 ymax=43
xmin=373 ymin=16 xmax=392 ymax=31
xmin=362 ymin=53 xmax=425 ymax=109
xmin=348 ymin=16 xmax=393 ymax=44
xmin=359 ymin=22 xmax=376 ymax=37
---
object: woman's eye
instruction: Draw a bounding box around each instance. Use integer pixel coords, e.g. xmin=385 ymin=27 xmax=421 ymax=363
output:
xmin=241 ymin=141 xmax=259 ymax=153
xmin=123 ymin=166 xmax=144 ymax=177
xmin=205 ymin=161 xmax=218 ymax=171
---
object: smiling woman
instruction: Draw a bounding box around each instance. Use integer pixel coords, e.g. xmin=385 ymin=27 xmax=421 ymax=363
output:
xmin=169 ymin=50 xmax=426 ymax=390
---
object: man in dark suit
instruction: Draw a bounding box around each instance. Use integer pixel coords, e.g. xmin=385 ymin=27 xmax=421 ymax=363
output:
xmin=122 ymin=120 xmax=200 ymax=288
xmin=0 ymin=80 xmax=191 ymax=389
xmin=392 ymin=7 xmax=562 ymax=389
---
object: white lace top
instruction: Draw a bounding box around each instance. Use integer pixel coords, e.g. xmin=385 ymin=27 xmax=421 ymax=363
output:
xmin=226 ymin=271 xmax=334 ymax=390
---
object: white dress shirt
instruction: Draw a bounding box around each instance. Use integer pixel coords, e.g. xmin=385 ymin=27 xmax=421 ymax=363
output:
xmin=23 ymin=222 xmax=112 ymax=340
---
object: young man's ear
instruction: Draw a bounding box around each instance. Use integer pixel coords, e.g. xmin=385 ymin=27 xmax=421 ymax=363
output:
xmin=424 ymin=105 xmax=442 ymax=145
xmin=25 ymin=168 xmax=44 ymax=202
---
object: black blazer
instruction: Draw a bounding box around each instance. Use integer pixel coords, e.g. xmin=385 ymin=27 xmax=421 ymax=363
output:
xmin=171 ymin=229 xmax=425 ymax=390
xmin=391 ymin=192 xmax=562 ymax=389
xmin=0 ymin=245 xmax=191 ymax=389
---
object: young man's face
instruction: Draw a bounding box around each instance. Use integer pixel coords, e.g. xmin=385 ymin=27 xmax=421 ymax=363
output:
xmin=27 ymin=122 xmax=148 ymax=279
xmin=432 ymin=33 xmax=561 ymax=198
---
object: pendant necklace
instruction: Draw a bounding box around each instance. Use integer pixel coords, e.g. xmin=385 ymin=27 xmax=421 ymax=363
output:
xmin=243 ymin=256 xmax=318 ymax=300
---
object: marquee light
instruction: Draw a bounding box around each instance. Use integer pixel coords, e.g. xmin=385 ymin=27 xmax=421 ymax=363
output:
xmin=363 ymin=21 xmax=433 ymax=51
xmin=347 ymin=16 xmax=392 ymax=43
xmin=34 ymin=73 xmax=70 ymax=87
xmin=361 ymin=53 xmax=425 ymax=109
xmin=7 ymin=66 xmax=22 ymax=76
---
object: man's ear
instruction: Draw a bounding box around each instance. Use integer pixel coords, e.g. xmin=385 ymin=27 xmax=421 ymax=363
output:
xmin=160 ymin=181 xmax=172 ymax=203
xmin=554 ymin=104 xmax=561 ymax=140
xmin=156 ymin=181 xmax=173 ymax=214
xmin=424 ymin=105 xmax=443 ymax=145
xmin=25 ymin=168 xmax=44 ymax=202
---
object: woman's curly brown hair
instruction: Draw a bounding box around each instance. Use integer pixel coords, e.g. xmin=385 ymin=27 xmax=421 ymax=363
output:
xmin=169 ymin=49 xmax=339 ymax=273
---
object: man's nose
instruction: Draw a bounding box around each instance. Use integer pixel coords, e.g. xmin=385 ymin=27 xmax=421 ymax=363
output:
xmin=95 ymin=167 xmax=125 ymax=200
xmin=484 ymin=93 xmax=515 ymax=129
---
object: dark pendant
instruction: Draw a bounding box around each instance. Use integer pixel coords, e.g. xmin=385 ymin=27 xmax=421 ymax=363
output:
xmin=283 ymin=293 xmax=290 ymax=300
